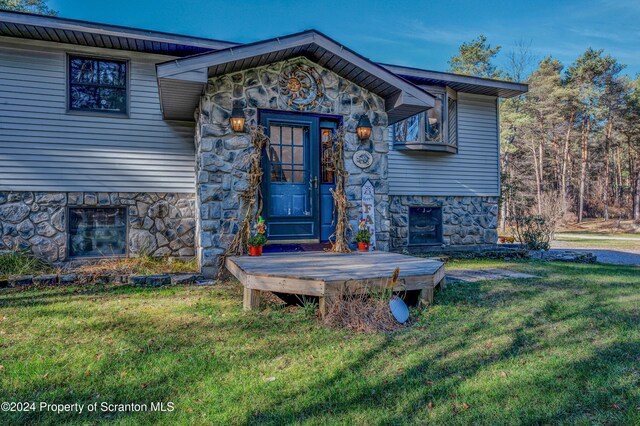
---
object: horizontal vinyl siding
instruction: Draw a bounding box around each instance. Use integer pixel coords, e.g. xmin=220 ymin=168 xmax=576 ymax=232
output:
xmin=0 ymin=37 xmax=196 ymax=192
xmin=388 ymin=92 xmax=499 ymax=196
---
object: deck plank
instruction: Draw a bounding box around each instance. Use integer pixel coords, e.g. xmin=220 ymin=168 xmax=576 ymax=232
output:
xmin=228 ymin=252 xmax=443 ymax=281
xmin=226 ymin=252 xmax=446 ymax=304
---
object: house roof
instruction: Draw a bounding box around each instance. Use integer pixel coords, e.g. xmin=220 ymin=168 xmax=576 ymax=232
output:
xmin=156 ymin=30 xmax=436 ymax=123
xmin=380 ymin=64 xmax=528 ymax=98
xmin=0 ymin=10 xmax=527 ymax=122
xmin=0 ymin=9 xmax=236 ymax=56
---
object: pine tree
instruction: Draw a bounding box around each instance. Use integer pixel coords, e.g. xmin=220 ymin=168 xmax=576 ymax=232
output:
xmin=0 ymin=0 xmax=57 ymax=16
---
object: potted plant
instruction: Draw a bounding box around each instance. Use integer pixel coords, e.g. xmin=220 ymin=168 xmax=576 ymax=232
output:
xmin=248 ymin=217 xmax=267 ymax=256
xmin=355 ymin=219 xmax=371 ymax=252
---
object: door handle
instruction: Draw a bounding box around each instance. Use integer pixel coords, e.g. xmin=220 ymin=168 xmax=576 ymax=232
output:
xmin=310 ymin=176 xmax=318 ymax=189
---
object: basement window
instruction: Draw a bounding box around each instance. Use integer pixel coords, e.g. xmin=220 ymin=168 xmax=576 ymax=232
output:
xmin=408 ymin=206 xmax=443 ymax=246
xmin=68 ymin=207 xmax=127 ymax=257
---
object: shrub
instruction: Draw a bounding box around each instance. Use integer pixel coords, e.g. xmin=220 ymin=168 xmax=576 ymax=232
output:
xmin=511 ymin=215 xmax=553 ymax=251
xmin=248 ymin=234 xmax=267 ymax=247
xmin=355 ymin=228 xmax=371 ymax=243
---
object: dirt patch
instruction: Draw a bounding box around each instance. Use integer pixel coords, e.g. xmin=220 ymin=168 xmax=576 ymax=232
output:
xmin=447 ymin=268 xmax=539 ymax=283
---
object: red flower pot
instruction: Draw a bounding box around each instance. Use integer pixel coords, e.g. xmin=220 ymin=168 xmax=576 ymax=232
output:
xmin=249 ymin=246 xmax=263 ymax=256
xmin=357 ymin=242 xmax=369 ymax=252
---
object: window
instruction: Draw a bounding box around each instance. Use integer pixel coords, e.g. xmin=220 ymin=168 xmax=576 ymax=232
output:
xmin=408 ymin=207 xmax=443 ymax=245
xmin=68 ymin=55 xmax=127 ymax=114
xmin=390 ymin=90 xmax=457 ymax=152
xmin=268 ymin=125 xmax=307 ymax=183
xmin=425 ymin=95 xmax=443 ymax=142
xmin=321 ymin=127 xmax=335 ymax=184
xmin=394 ymin=114 xmax=420 ymax=143
xmin=68 ymin=207 xmax=127 ymax=257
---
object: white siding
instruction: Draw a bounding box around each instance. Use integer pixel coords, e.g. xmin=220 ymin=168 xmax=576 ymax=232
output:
xmin=388 ymin=92 xmax=499 ymax=196
xmin=0 ymin=37 xmax=196 ymax=192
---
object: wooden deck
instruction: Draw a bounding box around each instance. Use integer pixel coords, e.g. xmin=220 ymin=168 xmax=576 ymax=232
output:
xmin=225 ymin=251 xmax=446 ymax=317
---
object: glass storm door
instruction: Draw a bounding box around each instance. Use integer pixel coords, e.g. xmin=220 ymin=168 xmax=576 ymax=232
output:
xmin=261 ymin=112 xmax=319 ymax=240
xmin=320 ymin=121 xmax=337 ymax=241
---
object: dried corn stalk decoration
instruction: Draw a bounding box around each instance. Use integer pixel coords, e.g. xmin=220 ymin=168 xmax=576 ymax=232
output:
xmin=218 ymin=125 xmax=269 ymax=277
xmin=328 ymin=126 xmax=351 ymax=253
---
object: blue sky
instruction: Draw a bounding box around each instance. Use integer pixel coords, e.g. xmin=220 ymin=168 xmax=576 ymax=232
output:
xmin=50 ymin=0 xmax=640 ymax=77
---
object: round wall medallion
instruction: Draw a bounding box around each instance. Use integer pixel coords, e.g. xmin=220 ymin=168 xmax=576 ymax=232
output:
xmin=278 ymin=64 xmax=324 ymax=111
xmin=353 ymin=150 xmax=374 ymax=169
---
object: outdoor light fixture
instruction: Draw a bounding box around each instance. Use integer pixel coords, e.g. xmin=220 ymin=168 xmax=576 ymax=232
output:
xmin=356 ymin=115 xmax=372 ymax=140
xmin=230 ymin=104 xmax=246 ymax=132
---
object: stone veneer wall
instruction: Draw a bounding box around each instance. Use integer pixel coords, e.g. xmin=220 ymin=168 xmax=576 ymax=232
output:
xmin=389 ymin=195 xmax=499 ymax=251
xmin=0 ymin=192 xmax=196 ymax=262
xmin=195 ymin=57 xmax=390 ymax=277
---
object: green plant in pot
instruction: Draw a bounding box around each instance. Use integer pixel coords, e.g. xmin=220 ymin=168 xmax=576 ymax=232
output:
xmin=248 ymin=217 xmax=267 ymax=256
xmin=355 ymin=219 xmax=371 ymax=252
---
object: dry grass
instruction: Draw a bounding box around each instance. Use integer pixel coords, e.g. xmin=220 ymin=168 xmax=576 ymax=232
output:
xmin=558 ymin=218 xmax=640 ymax=234
xmin=323 ymin=284 xmax=407 ymax=333
xmin=65 ymin=255 xmax=198 ymax=276
xmin=0 ymin=250 xmax=54 ymax=279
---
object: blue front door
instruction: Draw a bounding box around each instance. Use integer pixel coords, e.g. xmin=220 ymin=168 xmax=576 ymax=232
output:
xmin=262 ymin=112 xmax=320 ymax=240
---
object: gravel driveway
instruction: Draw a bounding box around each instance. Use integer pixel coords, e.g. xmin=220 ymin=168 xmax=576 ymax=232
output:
xmin=550 ymin=243 xmax=640 ymax=266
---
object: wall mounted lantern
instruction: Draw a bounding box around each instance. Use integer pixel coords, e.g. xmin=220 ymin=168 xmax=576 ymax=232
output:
xmin=356 ymin=115 xmax=372 ymax=140
xmin=230 ymin=104 xmax=246 ymax=132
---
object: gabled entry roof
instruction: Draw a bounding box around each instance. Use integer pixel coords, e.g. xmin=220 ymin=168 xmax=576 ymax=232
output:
xmin=156 ymin=30 xmax=436 ymax=123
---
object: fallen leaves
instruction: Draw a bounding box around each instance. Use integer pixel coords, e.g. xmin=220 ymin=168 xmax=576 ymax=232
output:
xmin=501 ymin=371 xmax=508 ymax=378
xmin=263 ymin=377 xmax=276 ymax=382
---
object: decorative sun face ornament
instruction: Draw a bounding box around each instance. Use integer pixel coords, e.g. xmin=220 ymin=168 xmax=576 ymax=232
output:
xmin=278 ymin=64 xmax=324 ymax=112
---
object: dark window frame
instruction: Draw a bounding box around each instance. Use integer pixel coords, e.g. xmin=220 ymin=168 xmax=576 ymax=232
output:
xmin=66 ymin=54 xmax=130 ymax=117
xmin=390 ymin=88 xmax=458 ymax=153
xmin=408 ymin=205 xmax=444 ymax=246
xmin=66 ymin=206 xmax=129 ymax=259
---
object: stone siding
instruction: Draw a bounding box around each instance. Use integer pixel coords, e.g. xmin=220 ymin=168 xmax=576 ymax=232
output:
xmin=0 ymin=192 xmax=196 ymax=262
xmin=389 ymin=196 xmax=499 ymax=251
xmin=195 ymin=57 xmax=390 ymax=277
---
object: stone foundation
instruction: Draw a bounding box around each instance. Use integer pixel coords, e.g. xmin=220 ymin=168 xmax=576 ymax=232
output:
xmin=389 ymin=195 xmax=499 ymax=251
xmin=0 ymin=191 xmax=196 ymax=262
xmin=195 ymin=57 xmax=390 ymax=277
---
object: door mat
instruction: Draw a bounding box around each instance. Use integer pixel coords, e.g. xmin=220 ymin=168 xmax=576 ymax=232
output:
xmin=263 ymin=243 xmax=332 ymax=253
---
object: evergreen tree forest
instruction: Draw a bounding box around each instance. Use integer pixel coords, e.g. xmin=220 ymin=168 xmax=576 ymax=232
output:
xmin=449 ymin=35 xmax=640 ymax=227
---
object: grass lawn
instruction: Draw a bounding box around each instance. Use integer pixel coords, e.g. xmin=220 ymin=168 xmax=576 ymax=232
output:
xmin=552 ymin=234 xmax=640 ymax=250
xmin=1 ymin=260 xmax=639 ymax=425
xmin=557 ymin=232 xmax=640 ymax=239
xmin=554 ymin=235 xmax=640 ymax=251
